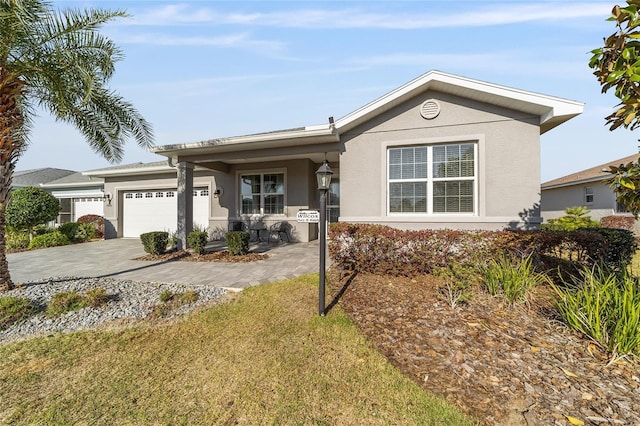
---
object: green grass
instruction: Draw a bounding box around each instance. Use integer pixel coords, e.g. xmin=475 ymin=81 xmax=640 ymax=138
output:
xmin=0 ymin=275 xmax=473 ymax=425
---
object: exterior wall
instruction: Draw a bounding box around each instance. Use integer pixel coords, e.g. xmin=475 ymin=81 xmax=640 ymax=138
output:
xmin=102 ymin=159 xmax=319 ymax=242
xmin=541 ymin=182 xmax=617 ymax=221
xmin=339 ymin=90 xmax=541 ymax=231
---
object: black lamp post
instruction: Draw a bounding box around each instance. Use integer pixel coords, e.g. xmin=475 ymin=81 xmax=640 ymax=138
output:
xmin=315 ymin=160 xmax=333 ymax=316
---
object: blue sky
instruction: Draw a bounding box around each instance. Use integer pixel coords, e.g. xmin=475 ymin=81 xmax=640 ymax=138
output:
xmin=17 ymin=0 xmax=639 ymax=182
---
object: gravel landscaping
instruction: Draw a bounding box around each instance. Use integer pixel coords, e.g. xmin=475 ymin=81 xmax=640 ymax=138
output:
xmin=0 ymin=277 xmax=228 ymax=345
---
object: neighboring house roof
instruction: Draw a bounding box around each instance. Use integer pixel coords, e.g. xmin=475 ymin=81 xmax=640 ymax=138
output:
xmin=541 ymin=153 xmax=640 ymax=190
xmin=83 ymin=160 xmax=174 ymax=177
xmin=40 ymin=172 xmax=104 ymax=189
xmin=12 ymin=167 xmax=76 ymax=188
xmin=150 ymin=70 xmax=584 ymax=161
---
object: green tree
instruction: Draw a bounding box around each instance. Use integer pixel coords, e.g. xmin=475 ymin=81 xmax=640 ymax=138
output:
xmin=0 ymin=0 xmax=153 ymax=290
xmin=6 ymin=186 xmax=59 ymax=239
xmin=590 ymin=1 xmax=640 ymax=217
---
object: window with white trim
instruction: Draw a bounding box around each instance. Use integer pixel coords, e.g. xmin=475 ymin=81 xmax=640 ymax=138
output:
xmin=240 ymin=173 xmax=285 ymax=215
xmin=584 ymin=186 xmax=594 ymax=204
xmin=388 ymin=143 xmax=476 ymax=214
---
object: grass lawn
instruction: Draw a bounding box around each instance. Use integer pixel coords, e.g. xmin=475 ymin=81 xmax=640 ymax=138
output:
xmin=0 ymin=274 xmax=473 ymax=425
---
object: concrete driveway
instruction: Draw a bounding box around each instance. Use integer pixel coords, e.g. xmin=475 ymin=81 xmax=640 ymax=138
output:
xmin=7 ymin=238 xmax=320 ymax=290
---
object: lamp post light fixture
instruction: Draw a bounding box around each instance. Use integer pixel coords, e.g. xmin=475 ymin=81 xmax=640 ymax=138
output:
xmin=315 ymin=160 xmax=333 ymax=316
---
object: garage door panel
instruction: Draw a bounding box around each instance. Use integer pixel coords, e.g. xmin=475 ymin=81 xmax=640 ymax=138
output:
xmin=73 ymin=198 xmax=104 ymax=221
xmin=123 ymin=189 xmax=209 ymax=238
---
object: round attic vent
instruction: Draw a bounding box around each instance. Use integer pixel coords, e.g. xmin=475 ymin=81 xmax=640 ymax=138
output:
xmin=420 ymin=99 xmax=441 ymax=120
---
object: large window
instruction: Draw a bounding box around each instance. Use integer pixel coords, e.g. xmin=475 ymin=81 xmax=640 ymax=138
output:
xmin=240 ymin=173 xmax=285 ymax=215
xmin=388 ymin=143 xmax=476 ymax=214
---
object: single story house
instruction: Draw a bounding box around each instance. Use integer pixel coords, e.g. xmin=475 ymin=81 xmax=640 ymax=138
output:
xmin=85 ymin=70 xmax=584 ymax=247
xmin=40 ymin=172 xmax=105 ymax=224
xmin=12 ymin=167 xmax=105 ymax=225
xmin=541 ymin=153 xmax=639 ymax=221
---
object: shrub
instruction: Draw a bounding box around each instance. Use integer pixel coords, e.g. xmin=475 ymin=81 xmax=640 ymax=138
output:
xmin=601 ymin=215 xmax=635 ymax=232
xmin=58 ymin=222 xmax=80 ymax=241
xmin=542 ymin=206 xmax=599 ymax=231
xmin=587 ymin=227 xmax=637 ymax=270
xmin=6 ymin=230 xmax=29 ymax=250
xmin=178 ymin=290 xmax=199 ymax=304
xmin=482 ymin=254 xmax=549 ymax=304
xmin=159 ymin=290 xmax=174 ymax=303
xmin=187 ymin=230 xmax=208 ymax=255
xmin=140 ymin=231 xmax=169 ymax=255
xmin=58 ymin=222 xmax=97 ymax=243
xmin=77 ymin=214 xmax=105 ymax=238
xmin=29 ymin=232 xmax=70 ymax=249
xmin=553 ymin=266 xmax=640 ymax=358
xmin=225 ymin=231 xmax=250 ymax=256
xmin=0 ymin=296 xmax=35 ymax=330
xmin=76 ymin=222 xmax=97 ymax=242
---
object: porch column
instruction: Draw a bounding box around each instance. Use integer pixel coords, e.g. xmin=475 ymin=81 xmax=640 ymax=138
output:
xmin=176 ymin=161 xmax=194 ymax=250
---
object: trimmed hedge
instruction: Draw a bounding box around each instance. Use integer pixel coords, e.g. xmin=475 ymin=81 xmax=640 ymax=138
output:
xmin=187 ymin=230 xmax=208 ymax=255
xmin=600 ymin=215 xmax=635 ymax=232
xmin=225 ymin=231 xmax=250 ymax=256
xmin=328 ymin=223 xmax=638 ymax=277
xmin=140 ymin=231 xmax=169 ymax=255
xmin=58 ymin=222 xmax=97 ymax=243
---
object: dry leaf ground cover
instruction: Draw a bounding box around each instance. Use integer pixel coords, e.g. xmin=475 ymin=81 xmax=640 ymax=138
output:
xmin=329 ymin=270 xmax=640 ymax=426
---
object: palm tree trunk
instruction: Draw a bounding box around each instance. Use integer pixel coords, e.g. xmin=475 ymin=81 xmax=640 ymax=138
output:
xmin=0 ymin=68 xmax=26 ymax=291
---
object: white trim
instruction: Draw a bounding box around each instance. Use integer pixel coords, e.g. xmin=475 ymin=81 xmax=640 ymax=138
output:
xmin=340 ymin=216 xmax=528 ymax=223
xmin=383 ymin=137 xmax=479 ymax=216
xmin=236 ymin=168 xmax=287 ymax=217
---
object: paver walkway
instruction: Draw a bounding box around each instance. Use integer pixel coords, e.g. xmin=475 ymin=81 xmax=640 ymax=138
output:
xmin=7 ymin=238 xmax=320 ymax=290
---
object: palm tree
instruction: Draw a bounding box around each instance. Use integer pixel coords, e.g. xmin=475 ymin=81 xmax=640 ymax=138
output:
xmin=0 ymin=0 xmax=153 ymax=290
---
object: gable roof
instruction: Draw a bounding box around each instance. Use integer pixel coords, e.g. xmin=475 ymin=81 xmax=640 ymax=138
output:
xmin=12 ymin=168 xmax=76 ymax=188
xmin=541 ymin=153 xmax=640 ymax=190
xmin=150 ymin=70 xmax=584 ymax=160
xmin=40 ymin=172 xmax=104 ymax=189
xmin=334 ymin=70 xmax=584 ymax=135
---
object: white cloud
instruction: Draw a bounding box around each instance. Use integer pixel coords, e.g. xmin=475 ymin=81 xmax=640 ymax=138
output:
xmin=116 ymin=31 xmax=284 ymax=51
xmin=124 ymin=2 xmax=612 ymax=29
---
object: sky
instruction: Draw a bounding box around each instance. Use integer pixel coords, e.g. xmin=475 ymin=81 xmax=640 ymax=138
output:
xmin=16 ymin=0 xmax=640 ymax=182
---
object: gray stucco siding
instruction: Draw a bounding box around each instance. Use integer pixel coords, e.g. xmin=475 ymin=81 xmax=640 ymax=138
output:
xmin=541 ymin=182 xmax=616 ymax=221
xmin=339 ymin=90 xmax=542 ymax=230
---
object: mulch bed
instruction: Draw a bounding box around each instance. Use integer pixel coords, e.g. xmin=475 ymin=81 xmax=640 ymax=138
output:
xmin=329 ymin=270 xmax=640 ymax=426
xmin=136 ymin=250 xmax=268 ymax=263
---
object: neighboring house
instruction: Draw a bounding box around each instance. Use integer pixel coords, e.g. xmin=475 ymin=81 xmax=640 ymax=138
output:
xmin=12 ymin=167 xmax=75 ymax=189
xmin=541 ymin=153 xmax=639 ymax=221
xmin=12 ymin=167 xmax=105 ymax=225
xmin=85 ymin=70 xmax=584 ymax=243
xmin=40 ymin=172 xmax=105 ymax=224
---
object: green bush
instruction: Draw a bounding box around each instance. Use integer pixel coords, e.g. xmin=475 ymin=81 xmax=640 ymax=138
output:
xmin=6 ymin=230 xmax=29 ymax=250
xmin=187 ymin=230 xmax=208 ymax=255
xmin=542 ymin=206 xmax=599 ymax=231
xmin=225 ymin=231 xmax=250 ymax=256
xmin=5 ymin=186 xmax=60 ymax=237
xmin=29 ymin=232 xmax=70 ymax=249
xmin=76 ymin=222 xmax=97 ymax=242
xmin=588 ymin=227 xmax=637 ymax=270
xmin=0 ymin=296 xmax=35 ymax=330
xmin=553 ymin=266 xmax=640 ymax=358
xmin=140 ymin=231 xmax=169 ymax=255
xmin=482 ymin=254 xmax=549 ymax=304
xmin=58 ymin=222 xmax=80 ymax=241
xmin=77 ymin=214 xmax=105 ymax=238
xmin=58 ymin=222 xmax=97 ymax=243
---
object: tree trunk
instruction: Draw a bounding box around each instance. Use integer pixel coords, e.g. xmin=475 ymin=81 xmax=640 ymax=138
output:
xmin=0 ymin=68 xmax=26 ymax=291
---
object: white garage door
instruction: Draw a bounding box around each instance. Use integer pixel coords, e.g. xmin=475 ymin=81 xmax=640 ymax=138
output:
xmin=122 ymin=188 xmax=210 ymax=238
xmin=73 ymin=198 xmax=104 ymax=221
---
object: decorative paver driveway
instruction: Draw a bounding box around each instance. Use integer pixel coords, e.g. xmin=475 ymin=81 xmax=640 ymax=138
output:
xmin=7 ymin=238 xmax=320 ymax=289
